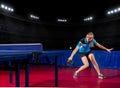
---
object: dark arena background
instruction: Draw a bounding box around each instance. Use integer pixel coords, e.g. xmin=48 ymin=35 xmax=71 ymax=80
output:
xmin=0 ymin=0 xmax=120 ymax=88
xmin=1 ymin=13 xmax=120 ymax=50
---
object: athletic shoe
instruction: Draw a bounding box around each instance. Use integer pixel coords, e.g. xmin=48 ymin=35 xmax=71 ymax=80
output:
xmin=98 ymin=74 xmax=105 ymax=79
xmin=73 ymin=71 xmax=78 ymax=78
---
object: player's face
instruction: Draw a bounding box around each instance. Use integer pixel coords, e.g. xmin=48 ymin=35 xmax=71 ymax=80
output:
xmin=87 ymin=37 xmax=93 ymax=42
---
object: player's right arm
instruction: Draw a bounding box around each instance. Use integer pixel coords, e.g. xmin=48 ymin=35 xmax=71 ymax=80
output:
xmin=68 ymin=46 xmax=79 ymax=60
xmin=68 ymin=42 xmax=80 ymax=62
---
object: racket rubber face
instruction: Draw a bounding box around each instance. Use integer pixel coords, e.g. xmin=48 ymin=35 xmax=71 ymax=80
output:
xmin=67 ymin=60 xmax=73 ymax=66
xmin=68 ymin=60 xmax=73 ymax=64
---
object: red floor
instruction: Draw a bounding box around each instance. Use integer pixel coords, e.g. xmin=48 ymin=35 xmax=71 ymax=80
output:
xmin=0 ymin=65 xmax=120 ymax=88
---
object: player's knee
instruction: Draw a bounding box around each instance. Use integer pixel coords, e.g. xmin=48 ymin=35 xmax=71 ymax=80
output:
xmin=84 ymin=63 xmax=89 ymax=68
xmin=88 ymin=53 xmax=94 ymax=58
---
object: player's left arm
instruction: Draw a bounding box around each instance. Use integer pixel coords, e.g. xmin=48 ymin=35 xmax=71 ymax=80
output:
xmin=93 ymin=39 xmax=113 ymax=53
xmin=96 ymin=43 xmax=113 ymax=52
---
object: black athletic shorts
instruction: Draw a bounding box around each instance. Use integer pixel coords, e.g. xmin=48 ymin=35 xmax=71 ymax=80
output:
xmin=79 ymin=51 xmax=92 ymax=58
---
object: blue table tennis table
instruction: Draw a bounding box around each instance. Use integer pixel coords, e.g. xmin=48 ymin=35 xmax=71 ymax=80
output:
xmin=0 ymin=43 xmax=65 ymax=87
xmin=0 ymin=43 xmax=43 ymax=87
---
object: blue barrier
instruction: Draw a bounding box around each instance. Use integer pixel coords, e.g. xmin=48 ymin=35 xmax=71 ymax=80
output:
xmin=39 ymin=50 xmax=120 ymax=69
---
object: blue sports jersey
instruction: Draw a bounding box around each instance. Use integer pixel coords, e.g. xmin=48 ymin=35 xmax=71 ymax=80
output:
xmin=77 ymin=38 xmax=98 ymax=53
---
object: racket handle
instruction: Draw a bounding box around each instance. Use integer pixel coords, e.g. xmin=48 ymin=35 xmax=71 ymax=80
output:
xmin=67 ymin=60 xmax=73 ymax=64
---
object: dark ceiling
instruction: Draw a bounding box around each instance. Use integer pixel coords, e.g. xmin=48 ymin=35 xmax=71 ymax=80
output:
xmin=1 ymin=0 xmax=120 ymax=23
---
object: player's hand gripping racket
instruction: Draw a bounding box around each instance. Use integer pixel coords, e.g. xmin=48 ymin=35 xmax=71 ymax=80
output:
xmin=67 ymin=59 xmax=73 ymax=67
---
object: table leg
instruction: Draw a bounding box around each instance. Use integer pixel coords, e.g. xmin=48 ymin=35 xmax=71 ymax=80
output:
xmin=9 ymin=61 xmax=13 ymax=83
xmin=55 ymin=56 xmax=58 ymax=87
xmin=16 ymin=63 xmax=20 ymax=87
xmin=25 ymin=60 xmax=29 ymax=87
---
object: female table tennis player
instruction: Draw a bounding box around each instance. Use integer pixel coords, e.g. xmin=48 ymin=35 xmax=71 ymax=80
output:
xmin=68 ymin=32 xmax=113 ymax=79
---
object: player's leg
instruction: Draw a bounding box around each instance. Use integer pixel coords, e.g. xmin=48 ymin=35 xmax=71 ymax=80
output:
xmin=73 ymin=56 xmax=89 ymax=78
xmin=88 ymin=53 xmax=105 ymax=79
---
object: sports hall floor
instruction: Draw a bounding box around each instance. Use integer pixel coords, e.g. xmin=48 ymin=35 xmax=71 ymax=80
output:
xmin=0 ymin=65 xmax=120 ymax=88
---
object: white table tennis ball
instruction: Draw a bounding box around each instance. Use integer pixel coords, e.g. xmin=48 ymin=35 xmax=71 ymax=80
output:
xmin=69 ymin=46 xmax=72 ymax=49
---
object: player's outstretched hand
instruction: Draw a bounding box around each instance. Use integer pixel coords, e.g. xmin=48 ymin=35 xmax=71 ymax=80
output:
xmin=106 ymin=48 xmax=114 ymax=53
